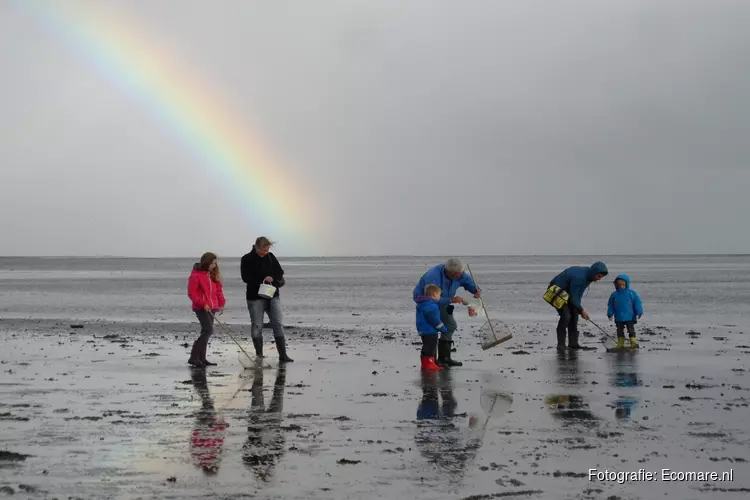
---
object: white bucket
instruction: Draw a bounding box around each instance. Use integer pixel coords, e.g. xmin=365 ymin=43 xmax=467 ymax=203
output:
xmin=258 ymin=283 xmax=277 ymax=299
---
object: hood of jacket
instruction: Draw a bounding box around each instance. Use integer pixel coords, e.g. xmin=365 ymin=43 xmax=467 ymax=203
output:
xmin=613 ymin=273 xmax=631 ymax=290
xmin=415 ymin=296 xmax=439 ymax=306
xmin=587 ymin=261 xmax=609 ymax=280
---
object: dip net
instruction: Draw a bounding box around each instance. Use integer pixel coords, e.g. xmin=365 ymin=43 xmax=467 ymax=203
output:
xmin=479 ymin=318 xmax=513 ymax=351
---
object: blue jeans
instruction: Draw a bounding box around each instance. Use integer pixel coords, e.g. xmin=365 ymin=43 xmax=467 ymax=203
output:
xmin=247 ymin=297 xmax=285 ymax=340
xmin=439 ymin=305 xmax=458 ymax=341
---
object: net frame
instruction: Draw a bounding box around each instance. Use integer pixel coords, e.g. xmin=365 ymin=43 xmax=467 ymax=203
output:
xmin=602 ymin=335 xmax=618 ymax=351
xmin=464 ymin=264 xmax=514 ymax=351
xmin=238 ymin=351 xmax=273 ymax=370
xmin=211 ymin=315 xmax=273 ymax=370
xmin=587 ymin=318 xmax=630 ymax=352
xmin=480 ymin=318 xmax=514 ymax=350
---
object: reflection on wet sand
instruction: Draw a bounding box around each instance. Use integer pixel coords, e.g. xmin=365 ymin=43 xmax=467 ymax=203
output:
xmin=189 ymin=369 xmax=227 ymax=475
xmin=555 ymin=348 xmax=582 ymax=386
xmin=242 ymin=366 xmax=286 ymax=483
xmin=415 ymin=370 xmax=483 ymax=477
xmin=546 ymin=349 xmax=599 ymax=427
xmin=609 ymin=351 xmax=641 ymax=420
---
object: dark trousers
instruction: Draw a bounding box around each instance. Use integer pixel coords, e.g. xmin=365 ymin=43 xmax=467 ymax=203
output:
xmin=190 ymin=309 xmax=214 ymax=361
xmin=616 ymin=322 xmax=636 ymax=339
xmin=438 ymin=305 xmax=458 ymax=341
xmin=420 ymin=335 xmax=438 ymax=357
xmin=556 ymin=305 xmax=579 ymax=346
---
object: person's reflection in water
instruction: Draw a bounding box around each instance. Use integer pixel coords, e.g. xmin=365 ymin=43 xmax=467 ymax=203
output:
xmin=545 ymin=349 xmax=599 ymax=427
xmin=555 ymin=348 xmax=582 ymax=386
xmin=544 ymin=393 xmax=599 ymax=428
xmin=242 ymin=366 xmax=286 ymax=482
xmin=189 ymin=369 xmax=227 ymax=475
xmin=609 ymin=351 xmax=641 ymax=420
xmin=415 ymin=369 xmax=483 ymax=478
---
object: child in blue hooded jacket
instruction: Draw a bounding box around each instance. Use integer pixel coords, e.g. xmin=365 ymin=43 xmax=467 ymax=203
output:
xmin=416 ymin=284 xmax=449 ymax=370
xmin=607 ymin=274 xmax=644 ymax=348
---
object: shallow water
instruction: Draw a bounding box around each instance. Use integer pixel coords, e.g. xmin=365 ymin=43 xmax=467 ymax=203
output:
xmin=1 ymin=255 xmax=750 ymax=328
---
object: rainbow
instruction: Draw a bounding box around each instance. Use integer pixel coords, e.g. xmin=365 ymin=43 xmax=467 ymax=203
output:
xmin=15 ymin=1 xmax=321 ymax=254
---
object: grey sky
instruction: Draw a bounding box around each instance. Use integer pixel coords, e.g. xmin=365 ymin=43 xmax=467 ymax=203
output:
xmin=1 ymin=0 xmax=749 ymax=257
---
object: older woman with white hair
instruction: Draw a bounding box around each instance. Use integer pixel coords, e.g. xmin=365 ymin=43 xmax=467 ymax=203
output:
xmin=412 ymin=258 xmax=480 ymax=367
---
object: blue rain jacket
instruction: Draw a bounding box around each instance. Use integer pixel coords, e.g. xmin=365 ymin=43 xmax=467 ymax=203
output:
xmin=549 ymin=261 xmax=609 ymax=312
xmin=415 ymin=296 xmax=449 ymax=335
xmin=607 ymin=274 xmax=644 ymax=322
xmin=413 ymin=264 xmax=478 ymax=307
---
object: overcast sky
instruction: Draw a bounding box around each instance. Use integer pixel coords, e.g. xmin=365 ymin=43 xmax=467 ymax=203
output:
xmin=1 ymin=0 xmax=749 ymax=257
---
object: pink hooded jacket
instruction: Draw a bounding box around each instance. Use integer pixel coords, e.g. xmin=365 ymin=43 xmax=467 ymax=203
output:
xmin=187 ymin=264 xmax=226 ymax=311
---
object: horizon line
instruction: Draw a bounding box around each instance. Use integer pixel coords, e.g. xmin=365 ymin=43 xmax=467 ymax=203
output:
xmin=1 ymin=252 xmax=748 ymax=259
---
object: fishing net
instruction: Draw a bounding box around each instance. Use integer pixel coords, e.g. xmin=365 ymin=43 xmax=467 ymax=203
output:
xmin=589 ymin=320 xmax=624 ymax=352
xmin=602 ymin=335 xmax=619 ymax=351
xmin=462 ymin=293 xmax=513 ymax=350
xmin=238 ymin=352 xmax=258 ymax=370
xmin=479 ymin=319 xmax=513 ymax=351
xmin=212 ymin=317 xmax=272 ymax=370
xmin=238 ymin=351 xmax=272 ymax=370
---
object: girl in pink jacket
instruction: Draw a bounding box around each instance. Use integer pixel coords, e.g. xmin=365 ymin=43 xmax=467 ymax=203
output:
xmin=187 ymin=252 xmax=226 ymax=367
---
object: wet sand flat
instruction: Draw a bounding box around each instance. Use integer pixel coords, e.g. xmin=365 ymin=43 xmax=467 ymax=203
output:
xmin=1 ymin=318 xmax=750 ymax=499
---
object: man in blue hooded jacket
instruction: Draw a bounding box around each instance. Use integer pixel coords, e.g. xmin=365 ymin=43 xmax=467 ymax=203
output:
xmin=413 ymin=258 xmax=480 ymax=367
xmin=548 ymin=261 xmax=608 ymax=350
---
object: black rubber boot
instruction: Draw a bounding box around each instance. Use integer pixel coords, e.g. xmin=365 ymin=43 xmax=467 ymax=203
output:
xmin=252 ymin=337 xmax=264 ymax=358
xmin=436 ymin=339 xmax=448 ymax=368
xmin=556 ymin=330 xmax=567 ymax=350
xmin=275 ymin=337 xmax=294 ymax=363
xmin=438 ymin=339 xmax=462 ymax=367
xmin=568 ymin=330 xmax=582 ymax=349
xmin=200 ymin=344 xmax=216 ymax=366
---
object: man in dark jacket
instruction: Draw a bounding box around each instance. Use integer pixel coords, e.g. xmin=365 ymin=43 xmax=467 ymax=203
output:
xmin=548 ymin=261 xmax=608 ymax=350
xmin=241 ymin=236 xmax=293 ymax=362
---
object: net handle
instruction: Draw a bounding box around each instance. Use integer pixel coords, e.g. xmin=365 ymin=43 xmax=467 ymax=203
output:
xmin=466 ymin=264 xmax=496 ymax=337
xmin=212 ymin=313 xmax=272 ymax=369
xmin=588 ymin=318 xmax=620 ymax=345
xmin=212 ymin=314 xmax=256 ymax=361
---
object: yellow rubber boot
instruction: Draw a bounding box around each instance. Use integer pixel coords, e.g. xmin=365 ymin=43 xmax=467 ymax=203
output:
xmin=629 ymin=337 xmax=638 ymax=348
xmin=617 ymin=337 xmax=625 ymax=348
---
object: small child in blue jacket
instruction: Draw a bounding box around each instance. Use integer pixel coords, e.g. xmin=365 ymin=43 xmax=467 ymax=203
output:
xmin=416 ymin=284 xmax=449 ymax=370
xmin=607 ymin=274 xmax=644 ymax=348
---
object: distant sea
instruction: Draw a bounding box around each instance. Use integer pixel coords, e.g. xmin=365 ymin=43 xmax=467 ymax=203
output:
xmin=1 ymin=255 xmax=749 ymax=330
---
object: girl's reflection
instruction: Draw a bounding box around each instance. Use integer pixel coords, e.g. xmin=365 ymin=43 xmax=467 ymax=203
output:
xmin=189 ymin=370 xmax=227 ymax=474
